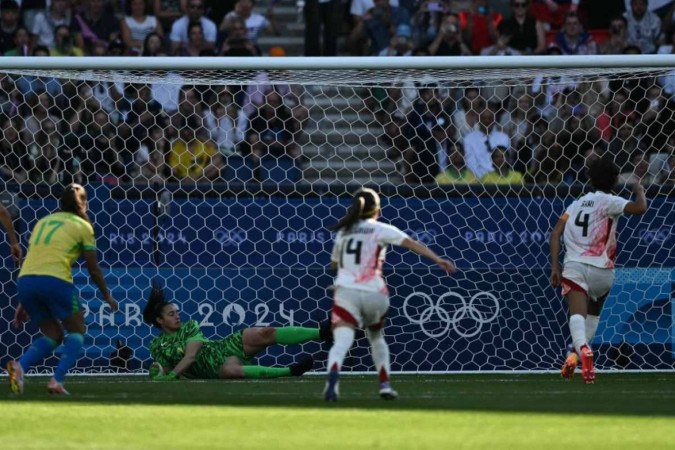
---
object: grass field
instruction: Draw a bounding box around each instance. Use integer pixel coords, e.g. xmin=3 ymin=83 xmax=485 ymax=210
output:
xmin=2 ymin=373 xmax=675 ymax=449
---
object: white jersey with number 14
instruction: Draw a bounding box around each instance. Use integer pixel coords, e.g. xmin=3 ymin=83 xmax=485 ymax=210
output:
xmin=331 ymin=218 xmax=409 ymax=294
xmin=562 ymin=191 xmax=629 ymax=269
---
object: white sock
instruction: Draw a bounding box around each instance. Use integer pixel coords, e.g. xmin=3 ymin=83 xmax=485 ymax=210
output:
xmin=366 ymin=328 xmax=391 ymax=385
xmin=569 ymin=314 xmax=587 ymax=355
xmin=327 ymin=326 xmax=355 ymax=374
xmin=585 ymin=314 xmax=600 ymax=348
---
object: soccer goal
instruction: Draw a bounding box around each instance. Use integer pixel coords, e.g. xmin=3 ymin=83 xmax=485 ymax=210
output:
xmin=0 ymin=55 xmax=673 ymax=375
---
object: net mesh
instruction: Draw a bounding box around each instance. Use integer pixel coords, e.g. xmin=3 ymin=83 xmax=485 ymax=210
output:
xmin=0 ymin=64 xmax=673 ymax=375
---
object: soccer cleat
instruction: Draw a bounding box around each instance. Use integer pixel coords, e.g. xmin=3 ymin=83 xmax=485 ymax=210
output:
xmin=580 ymin=345 xmax=595 ymax=384
xmin=47 ymin=378 xmax=70 ymax=395
xmin=319 ymin=320 xmax=333 ymax=347
xmin=379 ymin=382 xmax=398 ymax=400
xmin=148 ymin=361 xmax=163 ymax=379
xmin=561 ymin=352 xmax=579 ymax=379
xmin=7 ymin=360 xmax=24 ymax=395
xmin=290 ymin=355 xmax=314 ymax=376
xmin=324 ymin=370 xmax=340 ymax=401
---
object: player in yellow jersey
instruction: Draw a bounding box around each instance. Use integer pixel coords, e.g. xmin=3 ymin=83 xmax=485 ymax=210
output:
xmin=0 ymin=203 xmax=22 ymax=265
xmin=6 ymin=184 xmax=118 ymax=395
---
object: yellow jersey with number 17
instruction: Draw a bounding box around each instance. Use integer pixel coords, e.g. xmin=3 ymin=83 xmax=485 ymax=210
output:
xmin=19 ymin=212 xmax=97 ymax=284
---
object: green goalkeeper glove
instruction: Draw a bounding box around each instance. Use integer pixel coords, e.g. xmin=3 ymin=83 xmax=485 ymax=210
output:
xmin=148 ymin=361 xmax=163 ymax=379
xmin=153 ymin=371 xmax=178 ymax=381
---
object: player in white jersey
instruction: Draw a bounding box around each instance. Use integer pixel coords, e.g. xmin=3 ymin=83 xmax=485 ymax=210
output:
xmin=550 ymin=156 xmax=647 ymax=384
xmin=323 ymin=188 xmax=456 ymax=401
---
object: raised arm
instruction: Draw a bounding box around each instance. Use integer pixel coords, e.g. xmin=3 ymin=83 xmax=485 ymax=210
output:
xmin=549 ymin=216 xmax=566 ymax=287
xmin=82 ymin=250 xmax=118 ymax=311
xmin=399 ymin=237 xmax=456 ymax=273
xmin=624 ymin=183 xmax=648 ymax=215
xmin=0 ymin=204 xmax=22 ymax=266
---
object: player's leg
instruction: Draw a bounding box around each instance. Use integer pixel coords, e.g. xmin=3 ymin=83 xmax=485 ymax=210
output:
xmin=241 ymin=323 xmax=330 ymax=356
xmin=363 ymin=291 xmax=396 ymax=399
xmin=219 ymin=355 xmax=314 ymax=379
xmin=585 ymin=267 xmax=614 ymax=349
xmin=50 ymin=310 xmax=86 ymax=395
xmin=324 ymin=288 xmax=361 ymax=401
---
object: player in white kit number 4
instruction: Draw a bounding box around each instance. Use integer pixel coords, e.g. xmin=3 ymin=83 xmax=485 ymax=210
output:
xmin=550 ymin=156 xmax=647 ymax=384
xmin=323 ymin=188 xmax=456 ymax=401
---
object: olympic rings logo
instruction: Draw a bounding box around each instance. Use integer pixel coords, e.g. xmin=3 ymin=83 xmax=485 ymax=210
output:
xmin=403 ymin=291 xmax=500 ymax=338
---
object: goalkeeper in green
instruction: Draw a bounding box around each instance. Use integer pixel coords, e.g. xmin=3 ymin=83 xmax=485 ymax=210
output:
xmin=143 ymin=284 xmax=331 ymax=380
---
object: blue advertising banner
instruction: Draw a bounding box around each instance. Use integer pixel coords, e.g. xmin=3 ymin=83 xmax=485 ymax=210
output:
xmin=2 ymin=188 xmax=673 ymax=372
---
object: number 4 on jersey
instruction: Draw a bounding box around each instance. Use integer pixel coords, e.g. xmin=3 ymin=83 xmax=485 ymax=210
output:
xmin=339 ymin=238 xmax=362 ymax=267
xmin=574 ymin=211 xmax=589 ymax=237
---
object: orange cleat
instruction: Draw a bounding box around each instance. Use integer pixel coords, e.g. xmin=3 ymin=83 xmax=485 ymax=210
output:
xmin=7 ymin=360 xmax=24 ymax=395
xmin=47 ymin=378 xmax=70 ymax=395
xmin=580 ymin=345 xmax=595 ymax=384
xmin=561 ymin=352 xmax=579 ymax=379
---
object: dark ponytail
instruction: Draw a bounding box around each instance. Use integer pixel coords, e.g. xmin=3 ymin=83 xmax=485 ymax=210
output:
xmin=60 ymin=183 xmax=90 ymax=222
xmin=329 ymin=188 xmax=380 ymax=232
xmin=143 ymin=280 xmax=169 ymax=328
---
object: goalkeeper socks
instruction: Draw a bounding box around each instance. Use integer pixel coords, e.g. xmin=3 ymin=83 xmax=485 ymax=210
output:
xmin=569 ymin=314 xmax=587 ymax=355
xmin=367 ymin=329 xmax=391 ymax=384
xmin=54 ymin=333 xmax=84 ymax=383
xmin=243 ymin=365 xmax=291 ymax=378
xmin=19 ymin=336 xmax=59 ymax=371
xmin=327 ymin=326 xmax=355 ymax=374
xmin=274 ymin=326 xmax=320 ymax=345
xmin=585 ymin=314 xmax=600 ymax=344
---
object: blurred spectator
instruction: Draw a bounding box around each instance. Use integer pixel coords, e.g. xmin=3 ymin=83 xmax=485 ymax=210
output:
xmin=154 ymin=0 xmax=186 ymax=32
xmin=203 ymin=0 xmax=236 ymax=26
xmin=435 ymin=144 xmax=478 ymax=184
xmin=348 ymin=0 xmax=410 ymax=55
xmin=246 ymin=90 xmax=300 ymax=161
xmin=26 ymin=125 xmax=61 ymax=185
xmin=0 ymin=115 xmax=28 ymax=182
xmin=204 ymin=90 xmax=245 ymax=154
xmin=378 ymin=23 xmax=414 ymax=55
xmin=624 ymin=0 xmax=661 ymax=54
xmin=14 ymin=46 xmax=63 ymax=96
xmin=401 ymin=86 xmax=445 ymax=183
xmin=141 ymin=31 xmax=167 ymax=55
xmin=499 ymin=92 xmax=535 ymax=158
xmin=221 ymin=0 xmax=276 ymax=46
xmin=219 ymin=17 xmax=258 ymax=55
xmin=81 ymin=110 xmax=128 ymax=181
xmin=121 ymin=0 xmax=163 ymax=55
xmin=134 ymin=125 xmax=170 ymax=183
xmin=170 ymin=0 xmax=216 ymax=55
xmin=51 ymin=25 xmax=85 ymax=56
xmin=411 ymin=0 xmax=447 ymax=50
xmin=31 ymin=0 xmax=73 ymax=49
xmin=4 ymin=25 xmax=31 ymax=55
xmin=530 ymin=131 xmax=565 ymax=184
xmin=658 ymin=152 xmax=675 ymax=184
xmin=304 ymin=0 xmax=340 ymax=56
xmin=481 ymin=147 xmax=523 ymax=184
xmin=21 ymin=0 xmax=48 ymax=30
xmin=180 ymin=20 xmax=208 ymax=55
xmin=71 ymin=0 xmax=121 ymax=54
xmin=480 ymin=23 xmax=521 ymax=55
xmin=459 ymin=0 xmax=503 ymax=55
xmin=0 ymin=0 xmax=22 ymax=54
xmin=168 ymin=119 xmax=223 ymax=181
xmin=552 ymin=11 xmax=597 ymax=55
xmin=531 ymin=0 xmax=579 ymax=30
xmin=618 ymin=150 xmax=653 ymax=184
xmin=600 ymin=15 xmax=630 ymax=54
xmin=428 ymin=12 xmax=471 ymax=55
xmin=452 ymin=87 xmax=483 ymax=141
xmin=463 ymin=105 xmax=510 ymax=179
xmin=608 ymin=115 xmax=642 ymax=172
xmin=657 ymin=26 xmax=675 ymax=53
xmin=595 ymin=88 xmax=635 ymax=142
xmin=22 ymin=92 xmax=59 ymax=146
xmin=107 ymin=37 xmax=128 ymax=55
xmin=498 ymin=0 xmax=546 ymax=55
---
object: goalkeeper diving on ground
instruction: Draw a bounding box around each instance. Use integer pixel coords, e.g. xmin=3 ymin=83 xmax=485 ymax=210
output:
xmin=143 ymin=283 xmax=333 ymax=380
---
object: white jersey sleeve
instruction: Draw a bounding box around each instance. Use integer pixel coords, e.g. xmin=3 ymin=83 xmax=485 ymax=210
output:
xmin=332 ymin=219 xmax=409 ymax=293
xmin=562 ymin=191 xmax=629 ymax=269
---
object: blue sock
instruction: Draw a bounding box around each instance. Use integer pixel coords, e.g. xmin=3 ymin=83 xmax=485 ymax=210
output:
xmin=19 ymin=336 xmax=58 ymax=372
xmin=54 ymin=333 xmax=84 ymax=383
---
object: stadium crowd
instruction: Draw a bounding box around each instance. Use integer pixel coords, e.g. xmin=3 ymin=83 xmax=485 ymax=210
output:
xmin=0 ymin=0 xmax=673 ymax=185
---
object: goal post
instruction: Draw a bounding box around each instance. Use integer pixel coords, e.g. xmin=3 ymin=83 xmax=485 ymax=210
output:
xmin=0 ymin=56 xmax=673 ymax=375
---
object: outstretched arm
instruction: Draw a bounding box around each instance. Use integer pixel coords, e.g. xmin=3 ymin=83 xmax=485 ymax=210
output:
xmin=0 ymin=204 xmax=22 ymax=266
xmin=624 ymin=183 xmax=648 ymax=215
xmin=83 ymin=250 xmax=118 ymax=312
xmin=550 ymin=217 xmax=566 ymax=287
xmin=399 ymin=237 xmax=456 ymax=273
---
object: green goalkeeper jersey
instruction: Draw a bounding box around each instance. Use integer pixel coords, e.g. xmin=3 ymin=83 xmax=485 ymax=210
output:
xmin=149 ymin=320 xmax=251 ymax=379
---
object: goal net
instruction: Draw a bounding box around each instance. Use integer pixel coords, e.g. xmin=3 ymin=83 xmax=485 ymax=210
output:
xmin=0 ymin=56 xmax=673 ymax=375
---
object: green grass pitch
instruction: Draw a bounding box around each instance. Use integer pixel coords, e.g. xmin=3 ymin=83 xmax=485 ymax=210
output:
xmin=2 ymin=373 xmax=674 ymax=449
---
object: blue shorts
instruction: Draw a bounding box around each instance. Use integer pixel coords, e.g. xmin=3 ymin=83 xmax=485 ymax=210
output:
xmin=17 ymin=275 xmax=81 ymax=325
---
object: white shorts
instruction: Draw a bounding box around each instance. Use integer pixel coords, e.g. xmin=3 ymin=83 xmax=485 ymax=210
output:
xmin=561 ymin=261 xmax=614 ymax=301
xmin=332 ymin=286 xmax=389 ymax=329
